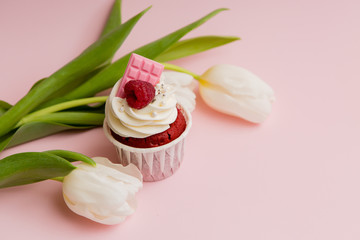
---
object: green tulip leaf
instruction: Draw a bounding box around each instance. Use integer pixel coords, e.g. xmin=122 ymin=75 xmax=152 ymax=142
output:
xmin=44 ymin=150 xmax=96 ymax=166
xmin=100 ymin=0 xmax=122 ymax=37
xmin=0 ymin=101 xmax=12 ymax=117
xmin=0 ymin=152 xmax=76 ymax=189
xmin=36 ymin=67 xmax=108 ymax=109
xmin=0 ymin=120 xmax=100 ymax=152
xmin=154 ymin=35 xmax=240 ymax=62
xmin=63 ymin=8 xmax=228 ymax=100
xmin=18 ymin=96 xmax=107 ymax=127
xmin=0 ymin=131 xmax=15 ymax=152
xmin=68 ymin=103 xmax=105 ymax=113
xmin=27 ymin=112 xmax=105 ymax=126
xmin=33 ymin=0 xmax=121 ymax=109
xmin=96 ymin=0 xmax=122 ymax=68
xmin=28 ymin=78 xmax=47 ymax=92
xmin=0 ymin=100 xmax=12 ymax=109
xmin=0 ymin=6 xmax=150 ymax=137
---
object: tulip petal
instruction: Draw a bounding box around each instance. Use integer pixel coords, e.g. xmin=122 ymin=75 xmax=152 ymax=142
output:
xmin=199 ymin=82 xmax=273 ymax=123
xmin=163 ymin=71 xmax=197 ymax=90
xmin=199 ymin=64 xmax=274 ymax=123
xmin=162 ymin=71 xmax=197 ymax=112
xmin=92 ymin=157 xmax=143 ymax=183
xmin=201 ymin=64 xmax=275 ymax=100
xmin=62 ymin=157 xmax=143 ymax=225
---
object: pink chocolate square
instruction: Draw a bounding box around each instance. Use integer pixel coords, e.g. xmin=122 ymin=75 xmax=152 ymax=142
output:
xmin=128 ymin=68 xmax=138 ymax=79
xmin=116 ymin=53 xmax=164 ymax=98
xmin=138 ymin=71 xmax=147 ymax=81
xmin=142 ymin=61 xmax=152 ymax=72
xmin=132 ymin=57 xmax=142 ymax=68
xmin=152 ymin=65 xmax=163 ymax=75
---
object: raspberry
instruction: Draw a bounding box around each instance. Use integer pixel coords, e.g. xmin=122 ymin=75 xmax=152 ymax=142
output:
xmin=124 ymin=80 xmax=156 ymax=109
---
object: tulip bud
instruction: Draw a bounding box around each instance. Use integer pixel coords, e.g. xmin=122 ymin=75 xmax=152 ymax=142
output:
xmin=62 ymin=157 xmax=142 ymax=225
xmin=199 ymin=64 xmax=275 ymax=123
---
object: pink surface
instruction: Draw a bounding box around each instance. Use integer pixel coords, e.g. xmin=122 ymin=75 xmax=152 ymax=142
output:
xmin=0 ymin=0 xmax=360 ymax=239
xmin=117 ymin=53 xmax=163 ymax=97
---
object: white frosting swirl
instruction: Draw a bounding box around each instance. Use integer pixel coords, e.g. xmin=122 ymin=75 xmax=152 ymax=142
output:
xmin=106 ymin=75 xmax=178 ymax=138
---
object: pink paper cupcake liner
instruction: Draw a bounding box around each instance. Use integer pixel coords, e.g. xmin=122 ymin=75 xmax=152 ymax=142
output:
xmin=103 ymin=106 xmax=192 ymax=182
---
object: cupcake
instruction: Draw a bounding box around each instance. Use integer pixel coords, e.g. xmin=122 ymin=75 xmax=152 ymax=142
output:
xmin=103 ymin=53 xmax=192 ymax=181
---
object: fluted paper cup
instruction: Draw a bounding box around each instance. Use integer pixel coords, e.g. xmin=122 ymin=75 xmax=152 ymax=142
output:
xmin=103 ymin=105 xmax=192 ymax=182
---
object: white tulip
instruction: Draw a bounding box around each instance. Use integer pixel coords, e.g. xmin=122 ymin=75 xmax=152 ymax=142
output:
xmin=199 ymin=64 xmax=275 ymax=123
xmin=62 ymin=157 xmax=143 ymax=225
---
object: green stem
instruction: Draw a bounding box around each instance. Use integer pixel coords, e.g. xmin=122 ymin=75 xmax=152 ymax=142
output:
xmin=16 ymin=96 xmax=108 ymax=128
xmin=31 ymin=112 xmax=105 ymax=126
xmin=162 ymin=62 xmax=201 ymax=80
xmin=51 ymin=177 xmax=64 ymax=182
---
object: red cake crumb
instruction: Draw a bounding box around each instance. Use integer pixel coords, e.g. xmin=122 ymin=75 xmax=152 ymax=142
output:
xmin=124 ymin=80 xmax=155 ymax=109
xmin=111 ymin=107 xmax=186 ymax=148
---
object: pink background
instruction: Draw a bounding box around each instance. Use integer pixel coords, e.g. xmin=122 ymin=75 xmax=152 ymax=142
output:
xmin=1 ymin=0 xmax=360 ymax=239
